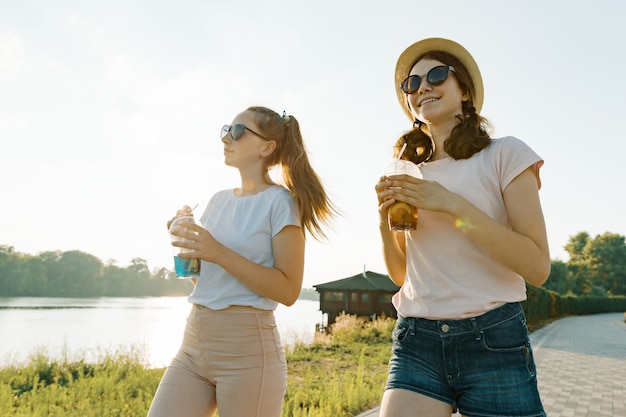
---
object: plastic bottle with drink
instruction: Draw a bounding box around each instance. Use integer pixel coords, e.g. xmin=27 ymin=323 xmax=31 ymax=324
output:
xmin=168 ymin=215 xmax=201 ymax=278
xmin=384 ymin=144 xmax=422 ymax=231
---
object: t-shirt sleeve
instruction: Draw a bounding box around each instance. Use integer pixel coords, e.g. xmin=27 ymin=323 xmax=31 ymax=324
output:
xmin=199 ymin=191 xmax=225 ymax=226
xmin=269 ymin=188 xmax=300 ymax=237
xmin=498 ymin=137 xmax=544 ymax=190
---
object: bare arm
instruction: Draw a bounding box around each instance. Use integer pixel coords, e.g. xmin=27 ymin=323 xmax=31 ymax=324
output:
xmin=174 ymin=224 xmax=305 ymax=306
xmin=454 ymin=168 xmax=550 ymax=285
xmin=384 ymin=167 xmax=551 ymax=286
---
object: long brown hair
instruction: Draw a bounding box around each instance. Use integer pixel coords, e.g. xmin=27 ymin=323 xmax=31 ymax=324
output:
xmin=398 ymin=50 xmax=491 ymax=163
xmin=247 ymin=106 xmax=338 ymax=240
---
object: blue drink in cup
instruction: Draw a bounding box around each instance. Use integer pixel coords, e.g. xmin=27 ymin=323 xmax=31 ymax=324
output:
xmin=173 ymin=256 xmax=200 ymax=277
xmin=169 ymin=216 xmax=201 ymax=279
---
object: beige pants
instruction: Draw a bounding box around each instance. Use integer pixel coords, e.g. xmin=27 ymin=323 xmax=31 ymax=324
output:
xmin=147 ymin=305 xmax=287 ymax=417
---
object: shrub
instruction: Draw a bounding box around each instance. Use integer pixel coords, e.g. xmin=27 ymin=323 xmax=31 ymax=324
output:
xmin=327 ymin=313 xmax=395 ymax=344
xmin=523 ymin=283 xmax=626 ymax=326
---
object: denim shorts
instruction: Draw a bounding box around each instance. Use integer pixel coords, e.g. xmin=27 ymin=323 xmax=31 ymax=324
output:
xmin=385 ymin=302 xmax=545 ymax=417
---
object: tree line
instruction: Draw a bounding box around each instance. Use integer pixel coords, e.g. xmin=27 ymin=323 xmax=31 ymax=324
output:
xmin=1 ymin=229 xmax=626 ymax=298
xmin=0 ymin=245 xmax=193 ymax=297
xmin=544 ymin=231 xmax=626 ymax=296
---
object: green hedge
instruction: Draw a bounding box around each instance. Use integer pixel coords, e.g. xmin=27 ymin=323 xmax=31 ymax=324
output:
xmin=522 ymin=284 xmax=626 ymax=326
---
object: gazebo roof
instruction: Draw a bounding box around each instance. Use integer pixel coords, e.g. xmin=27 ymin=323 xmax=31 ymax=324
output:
xmin=313 ymin=270 xmax=400 ymax=292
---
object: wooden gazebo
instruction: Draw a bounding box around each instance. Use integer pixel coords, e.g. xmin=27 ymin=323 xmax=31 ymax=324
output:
xmin=313 ymin=270 xmax=400 ymax=326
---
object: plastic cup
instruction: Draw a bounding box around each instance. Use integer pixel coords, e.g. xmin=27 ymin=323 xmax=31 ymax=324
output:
xmin=385 ymin=159 xmax=422 ymax=231
xmin=168 ymin=216 xmax=201 ymax=278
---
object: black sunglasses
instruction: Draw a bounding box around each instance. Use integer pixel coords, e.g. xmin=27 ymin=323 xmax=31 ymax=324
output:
xmin=400 ymin=65 xmax=455 ymax=94
xmin=220 ymin=124 xmax=269 ymax=141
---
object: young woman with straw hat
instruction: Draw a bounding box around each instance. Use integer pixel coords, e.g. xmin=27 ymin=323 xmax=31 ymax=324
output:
xmin=375 ymin=38 xmax=550 ymax=417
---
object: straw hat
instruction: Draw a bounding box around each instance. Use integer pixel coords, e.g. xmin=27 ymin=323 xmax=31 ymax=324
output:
xmin=394 ymin=37 xmax=484 ymax=122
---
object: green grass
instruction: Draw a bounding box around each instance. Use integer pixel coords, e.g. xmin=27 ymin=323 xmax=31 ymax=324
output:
xmin=0 ymin=346 xmax=163 ymax=417
xmin=0 ymin=313 xmax=393 ymax=417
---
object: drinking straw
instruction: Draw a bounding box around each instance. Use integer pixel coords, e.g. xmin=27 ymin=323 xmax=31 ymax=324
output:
xmin=397 ymin=143 xmax=407 ymax=160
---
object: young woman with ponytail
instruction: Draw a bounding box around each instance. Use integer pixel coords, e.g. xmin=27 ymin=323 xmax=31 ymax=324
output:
xmin=147 ymin=106 xmax=337 ymax=417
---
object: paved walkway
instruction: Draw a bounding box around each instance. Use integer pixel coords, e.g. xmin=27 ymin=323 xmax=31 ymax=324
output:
xmin=355 ymin=312 xmax=626 ymax=417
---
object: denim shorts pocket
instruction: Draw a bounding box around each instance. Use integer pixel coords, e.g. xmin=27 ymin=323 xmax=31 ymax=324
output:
xmin=479 ymin=315 xmax=536 ymax=377
xmin=480 ymin=314 xmax=529 ymax=352
xmin=392 ymin=319 xmax=411 ymax=343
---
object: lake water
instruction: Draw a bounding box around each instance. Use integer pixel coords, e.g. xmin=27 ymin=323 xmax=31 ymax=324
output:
xmin=0 ymin=297 xmax=324 ymax=368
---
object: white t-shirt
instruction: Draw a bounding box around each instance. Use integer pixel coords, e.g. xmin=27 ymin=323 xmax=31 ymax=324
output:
xmin=393 ymin=136 xmax=544 ymax=320
xmin=188 ymin=185 xmax=300 ymax=310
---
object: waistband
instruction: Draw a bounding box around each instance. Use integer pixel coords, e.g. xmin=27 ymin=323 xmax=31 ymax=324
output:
xmin=192 ymin=304 xmax=274 ymax=315
xmin=398 ymin=302 xmax=524 ymax=336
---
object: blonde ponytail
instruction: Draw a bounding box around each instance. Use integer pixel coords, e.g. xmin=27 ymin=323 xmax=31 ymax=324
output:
xmin=248 ymin=106 xmax=338 ymax=240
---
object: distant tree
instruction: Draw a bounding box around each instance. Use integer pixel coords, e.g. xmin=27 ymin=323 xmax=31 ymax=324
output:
xmin=564 ymin=231 xmax=626 ymax=296
xmin=101 ymin=264 xmax=125 ymax=295
xmin=298 ymin=287 xmax=320 ymax=301
xmin=584 ymin=232 xmax=626 ymax=296
xmin=21 ymin=256 xmax=48 ymax=295
xmin=564 ymin=231 xmax=589 ymax=263
xmin=0 ymin=246 xmax=193 ymax=297
xmin=39 ymin=250 xmax=64 ymax=295
xmin=129 ymin=258 xmax=150 ymax=279
xmin=544 ymin=260 xmax=571 ymax=294
xmin=0 ymin=246 xmax=20 ymax=294
xmin=126 ymin=257 xmax=151 ymax=295
xmin=55 ymin=251 xmax=104 ymax=296
xmin=564 ymin=232 xmax=593 ymax=294
xmin=588 ymin=285 xmax=608 ymax=297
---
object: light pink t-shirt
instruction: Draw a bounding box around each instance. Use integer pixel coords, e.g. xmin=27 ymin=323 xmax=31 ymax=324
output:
xmin=393 ymin=136 xmax=544 ymax=320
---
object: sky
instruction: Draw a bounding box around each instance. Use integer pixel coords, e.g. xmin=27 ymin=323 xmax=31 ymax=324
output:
xmin=2 ymin=0 xmax=626 ymax=288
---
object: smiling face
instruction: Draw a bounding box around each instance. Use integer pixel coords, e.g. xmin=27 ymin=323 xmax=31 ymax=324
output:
xmin=406 ymin=58 xmax=469 ymax=128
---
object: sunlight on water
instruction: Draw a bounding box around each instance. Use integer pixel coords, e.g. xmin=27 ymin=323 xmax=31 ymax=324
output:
xmin=275 ymin=299 xmax=324 ymax=346
xmin=0 ymin=297 xmax=322 ymax=368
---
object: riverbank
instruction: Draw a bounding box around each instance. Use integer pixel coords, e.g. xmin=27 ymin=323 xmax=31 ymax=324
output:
xmin=0 ymin=297 xmax=322 ymax=368
xmin=2 ymin=310 xmax=596 ymax=417
xmin=0 ymin=313 xmax=392 ymax=417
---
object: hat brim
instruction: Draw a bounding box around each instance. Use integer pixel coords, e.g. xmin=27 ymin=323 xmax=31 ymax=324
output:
xmin=394 ymin=37 xmax=484 ymax=122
